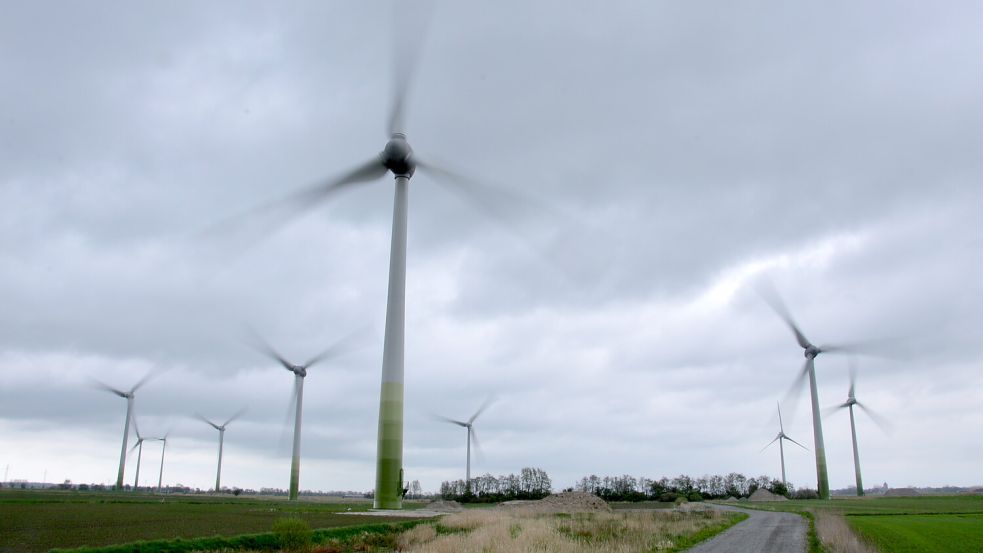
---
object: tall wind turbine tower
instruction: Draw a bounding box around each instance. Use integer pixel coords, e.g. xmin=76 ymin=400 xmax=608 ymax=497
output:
xmin=827 ymin=362 xmax=889 ymax=497
xmin=93 ymin=375 xmax=152 ymax=490
xmin=196 ymin=410 xmax=244 ymax=493
xmin=760 ymin=286 xmax=866 ymax=500
xmin=435 ymin=398 xmax=493 ymax=493
xmin=156 ymin=432 xmax=170 ymax=494
xmin=250 ymin=332 xmax=357 ymax=501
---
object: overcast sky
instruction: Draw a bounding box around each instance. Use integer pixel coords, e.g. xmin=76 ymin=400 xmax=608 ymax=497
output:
xmin=1 ymin=1 xmax=981 ymax=494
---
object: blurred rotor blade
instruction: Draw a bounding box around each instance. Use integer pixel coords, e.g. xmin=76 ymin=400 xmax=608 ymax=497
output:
xmin=818 ymin=339 xmax=893 ymax=357
xmin=756 ymin=282 xmax=813 ymax=349
xmin=857 ymin=402 xmax=893 ymax=433
xmin=194 ymin=413 xmax=221 ymax=430
xmin=132 ymin=417 xmax=142 ymax=440
xmin=130 ymin=373 xmax=155 ymax=394
xmin=777 ymin=402 xmax=785 ymax=433
xmin=431 ymin=413 xmax=468 ymax=428
xmin=89 ymin=378 xmax=127 ymax=398
xmin=822 ymin=403 xmax=848 ymax=418
xmin=468 ymin=397 xmax=495 ymax=425
xmin=278 ymin=377 xmax=301 ymax=453
xmin=388 ymin=0 xmax=435 ymax=136
xmin=848 ymin=359 xmax=857 ymax=399
xmin=780 ymin=359 xmax=812 ymax=419
xmin=416 ymin=158 xmax=584 ymax=275
xmin=470 ymin=427 xmax=483 ymax=461
xmin=224 ymin=408 xmax=247 ymax=427
xmin=244 ymin=327 xmax=295 ymax=372
xmin=304 ymin=326 xmax=372 ymax=369
xmin=203 ymin=157 xmax=387 ymax=247
xmin=130 ymin=439 xmax=142 ymax=453
xmin=784 ymin=435 xmax=810 ymax=451
xmin=760 ymin=435 xmax=780 ymax=452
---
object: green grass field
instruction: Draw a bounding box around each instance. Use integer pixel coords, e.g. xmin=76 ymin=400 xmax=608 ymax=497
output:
xmin=0 ymin=490 xmax=426 ymax=553
xmin=725 ymin=495 xmax=983 ymax=553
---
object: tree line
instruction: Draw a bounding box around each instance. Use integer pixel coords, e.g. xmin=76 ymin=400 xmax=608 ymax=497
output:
xmin=440 ymin=467 xmax=552 ymax=503
xmin=572 ymin=473 xmax=801 ymax=501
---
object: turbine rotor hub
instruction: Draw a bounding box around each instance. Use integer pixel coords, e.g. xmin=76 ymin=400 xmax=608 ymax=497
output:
xmin=381 ymin=133 xmax=416 ymax=177
xmin=804 ymin=345 xmax=821 ymax=358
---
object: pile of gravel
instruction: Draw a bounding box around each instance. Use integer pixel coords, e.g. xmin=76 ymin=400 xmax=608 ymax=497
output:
xmin=748 ymin=489 xmax=788 ymax=502
xmin=424 ymin=499 xmax=464 ymax=513
xmin=722 ymin=496 xmax=739 ymax=502
xmin=499 ymin=492 xmax=612 ymax=513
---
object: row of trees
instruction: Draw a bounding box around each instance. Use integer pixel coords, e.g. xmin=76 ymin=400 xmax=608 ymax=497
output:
xmin=573 ymin=473 xmax=794 ymax=501
xmin=440 ymin=467 xmax=552 ymax=503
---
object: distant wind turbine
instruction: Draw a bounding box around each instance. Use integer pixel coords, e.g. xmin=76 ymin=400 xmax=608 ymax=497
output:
xmin=826 ymin=361 xmax=890 ymax=497
xmin=760 ymin=285 xmax=872 ymax=500
xmin=92 ymin=375 xmax=152 ymax=490
xmin=130 ymin=417 xmax=158 ymax=490
xmin=195 ymin=409 xmax=245 ymax=493
xmin=435 ymin=398 xmax=494 ymax=493
xmin=761 ymin=402 xmax=808 ymax=488
xmin=156 ymin=431 xmax=170 ymax=494
xmin=250 ymin=331 xmax=358 ymax=501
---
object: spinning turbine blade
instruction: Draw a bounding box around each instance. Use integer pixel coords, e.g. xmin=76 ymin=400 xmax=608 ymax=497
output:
xmin=780 ymin=359 xmax=811 ymax=418
xmin=761 ymin=436 xmax=780 ymax=452
xmin=784 ymin=435 xmax=810 ymax=450
xmin=470 ymin=426 xmax=483 ymax=459
xmin=129 ymin=373 xmax=154 ymax=394
xmin=223 ymin=408 xmax=247 ymax=427
xmin=194 ymin=413 xmax=221 ymax=430
xmin=857 ymin=402 xmax=893 ymax=433
xmin=757 ymin=283 xmax=813 ymax=349
xmin=90 ymin=379 xmax=128 ymax=397
xmin=468 ymin=397 xmax=495 ymax=425
xmin=245 ymin=329 xmax=295 ymax=372
xmin=777 ymin=402 xmax=785 ymax=433
xmin=433 ymin=414 xmax=468 ymax=428
xmin=388 ymin=0 xmax=434 ymax=135
xmin=303 ymin=328 xmax=369 ymax=369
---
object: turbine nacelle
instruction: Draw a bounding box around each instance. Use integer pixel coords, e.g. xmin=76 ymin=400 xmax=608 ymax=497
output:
xmin=381 ymin=133 xmax=415 ymax=177
xmin=804 ymin=345 xmax=821 ymax=358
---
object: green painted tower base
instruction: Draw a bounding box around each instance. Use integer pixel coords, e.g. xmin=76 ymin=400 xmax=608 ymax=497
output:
xmin=374 ymin=381 xmax=404 ymax=509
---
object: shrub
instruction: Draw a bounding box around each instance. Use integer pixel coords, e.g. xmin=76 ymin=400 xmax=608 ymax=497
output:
xmin=793 ymin=488 xmax=819 ymax=500
xmin=687 ymin=492 xmax=703 ymax=502
xmin=272 ymin=518 xmax=313 ymax=552
xmin=674 ymin=496 xmax=689 ymax=506
xmin=658 ymin=492 xmax=677 ymax=503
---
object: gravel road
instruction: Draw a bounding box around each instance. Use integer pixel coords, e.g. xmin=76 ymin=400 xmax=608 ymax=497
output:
xmin=689 ymin=504 xmax=807 ymax=553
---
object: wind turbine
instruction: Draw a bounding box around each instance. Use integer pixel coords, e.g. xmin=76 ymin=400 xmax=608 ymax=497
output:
xmin=156 ymin=431 xmax=170 ymax=494
xmin=130 ymin=417 xmax=158 ymax=491
xmin=761 ymin=402 xmax=808 ymax=489
xmin=92 ymin=375 xmax=152 ymax=490
xmin=826 ymin=362 xmax=889 ymax=497
xmin=250 ymin=332 xmax=356 ymax=501
xmin=760 ymin=287 xmax=866 ymax=500
xmin=195 ymin=409 xmax=245 ymax=493
xmin=211 ymin=5 xmax=550 ymax=509
xmin=435 ymin=398 xmax=493 ymax=494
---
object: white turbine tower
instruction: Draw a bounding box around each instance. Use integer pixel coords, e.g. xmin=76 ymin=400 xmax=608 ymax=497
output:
xmin=759 ymin=286 xmax=870 ymax=500
xmin=250 ymin=332 xmax=358 ymax=501
xmin=130 ymin=417 xmax=159 ymax=491
xmin=195 ymin=409 xmax=245 ymax=493
xmin=435 ymin=398 xmax=493 ymax=494
xmin=92 ymin=375 xmax=152 ymax=490
xmin=209 ymin=4 xmax=554 ymax=509
xmin=826 ymin=361 xmax=890 ymax=497
xmin=156 ymin=432 xmax=170 ymax=494
xmin=761 ymin=402 xmax=808 ymax=489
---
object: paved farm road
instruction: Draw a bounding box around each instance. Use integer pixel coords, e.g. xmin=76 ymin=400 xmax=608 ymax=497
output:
xmin=689 ymin=504 xmax=807 ymax=553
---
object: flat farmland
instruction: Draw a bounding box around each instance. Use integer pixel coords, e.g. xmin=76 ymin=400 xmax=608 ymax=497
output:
xmin=0 ymin=490 xmax=422 ymax=553
xmin=729 ymin=495 xmax=983 ymax=552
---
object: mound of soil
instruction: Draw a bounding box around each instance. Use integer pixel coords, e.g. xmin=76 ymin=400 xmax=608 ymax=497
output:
xmin=499 ymin=492 xmax=612 ymax=513
xmin=748 ymin=489 xmax=787 ymax=501
xmin=722 ymin=496 xmax=739 ymax=502
xmin=424 ymin=499 xmax=464 ymax=512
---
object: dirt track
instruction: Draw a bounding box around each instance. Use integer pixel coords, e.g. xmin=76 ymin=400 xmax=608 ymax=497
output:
xmin=689 ymin=503 xmax=807 ymax=553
